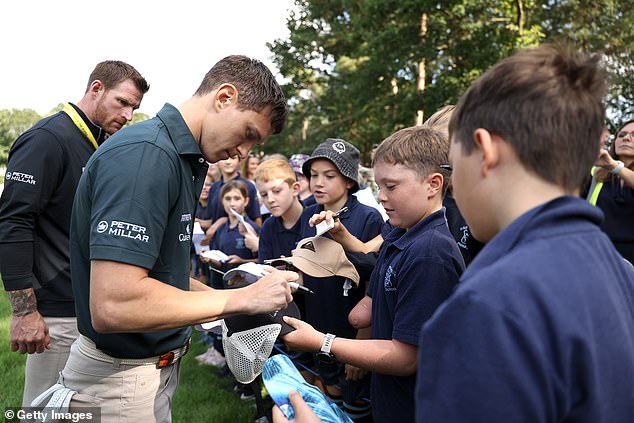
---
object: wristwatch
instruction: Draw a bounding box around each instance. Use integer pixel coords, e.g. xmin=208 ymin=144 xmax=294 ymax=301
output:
xmin=316 ymin=333 xmax=336 ymax=364
xmin=611 ymin=160 xmax=625 ymax=175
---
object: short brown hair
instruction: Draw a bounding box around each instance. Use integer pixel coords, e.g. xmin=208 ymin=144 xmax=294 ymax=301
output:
xmin=373 ymin=126 xmax=451 ymax=196
xmin=194 ymin=55 xmax=287 ymax=135
xmin=219 ymin=179 xmax=250 ymax=202
xmin=86 ymin=61 xmax=149 ymax=94
xmin=253 ymin=159 xmax=296 ymax=186
xmin=449 ymin=43 xmax=607 ymax=192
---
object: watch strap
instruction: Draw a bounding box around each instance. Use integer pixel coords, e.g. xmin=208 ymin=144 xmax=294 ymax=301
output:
xmin=611 ymin=160 xmax=625 ymax=175
xmin=320 ymin=333 xmax=336 ymax=354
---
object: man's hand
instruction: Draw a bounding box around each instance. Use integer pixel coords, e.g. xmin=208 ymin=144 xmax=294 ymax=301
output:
xmin=280 ymin=316 xmax=323 ymax=352
xmin=272 ymin=391 xmax=322 ymax=423
xmin=7 ymin=289 xmax=51 ymax=354
xmin=240 ymin=269 xmax=296 ymax=315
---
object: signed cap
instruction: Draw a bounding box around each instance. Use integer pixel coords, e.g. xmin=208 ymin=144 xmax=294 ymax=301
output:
xmin=266 ymin=236 xmax=360 ymax=286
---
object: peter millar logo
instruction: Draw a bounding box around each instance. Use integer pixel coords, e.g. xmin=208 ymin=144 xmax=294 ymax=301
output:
xmin=332 ymin=142 xmax=346 ymax=154
xmin=97 ymin=221 xmax=109 ymax=233
xmin=4 ymin=171 xmax=36 ymax=185
xmin=96 ymin=220 xmax=150 ymax=243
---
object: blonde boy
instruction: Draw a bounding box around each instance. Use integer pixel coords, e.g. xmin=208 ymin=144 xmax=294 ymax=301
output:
xmin=254 ymin=159 xmax=305 ymax=261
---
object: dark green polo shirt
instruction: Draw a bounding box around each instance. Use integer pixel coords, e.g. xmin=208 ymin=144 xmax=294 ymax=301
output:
xmin=70 ymin=104 xmax=208 ymax=358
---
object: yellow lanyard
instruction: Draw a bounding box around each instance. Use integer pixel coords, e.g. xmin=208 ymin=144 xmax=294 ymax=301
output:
xmin=62 ymin=104 xmax=99 ymax=150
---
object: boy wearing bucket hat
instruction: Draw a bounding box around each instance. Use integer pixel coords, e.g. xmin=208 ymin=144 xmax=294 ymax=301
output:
xmin=282 ymin=127 xmax=465 ymax=422
xmin=297 ymin=139 xmax=383 ymax=421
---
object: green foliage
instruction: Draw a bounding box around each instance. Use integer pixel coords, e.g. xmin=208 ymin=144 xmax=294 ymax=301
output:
xmin=268 ymin=0 xmax=634 ymax=161
xmin=0 ymin=109 xmax=41 ymax=167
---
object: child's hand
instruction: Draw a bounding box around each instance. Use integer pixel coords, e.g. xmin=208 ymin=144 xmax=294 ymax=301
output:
xmin=240 ymin=224 xmax=259 ymax=252
xmin=199 ymin=255 xmax=220 ymax=267
xmin=226 ymin=255 xmax=242 ymax=264
xmin=272 ymin=391 xmax=322 ymax=423
xmin=345 ymin=364 xmax=368 ymax=381
xmin=308 ymin=211 xmax=342 ymax=234
xmin=280 ymin=316 xmax=323 ymax=352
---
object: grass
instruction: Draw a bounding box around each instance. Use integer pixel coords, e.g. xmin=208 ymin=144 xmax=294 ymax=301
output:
xmin=0 ymin=287 xmax=258 ymax=421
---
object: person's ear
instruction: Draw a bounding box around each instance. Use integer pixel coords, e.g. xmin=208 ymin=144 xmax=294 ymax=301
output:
xmin=473 ymin=128 xmax=500 ymax=177
xmin=87 ymin=80 xmax=104 ymax=98
xmin=427 ymin=173 xmax=443 ymax=199
xmin=291 ymin=181 xmax=301 ymax=197
xmin=345 ymin=178 xmax=355 ymax=190
xmin=216 ymin=84 xmax=238 ymax=110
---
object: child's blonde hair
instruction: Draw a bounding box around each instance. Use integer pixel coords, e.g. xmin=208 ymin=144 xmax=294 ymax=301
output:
xmin=253 ymin=159 xmax=297 ymax=187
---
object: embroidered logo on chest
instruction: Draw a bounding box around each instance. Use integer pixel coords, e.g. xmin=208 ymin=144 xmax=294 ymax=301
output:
xmin=384 ymin=265 xmax=396 ymax=292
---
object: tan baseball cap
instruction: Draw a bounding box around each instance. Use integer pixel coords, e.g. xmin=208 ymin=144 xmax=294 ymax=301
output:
xmin=266 ymin=236 xmax=360 ymax=286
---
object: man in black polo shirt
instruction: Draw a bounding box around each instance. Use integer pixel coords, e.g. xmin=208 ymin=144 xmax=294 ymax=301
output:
xmin=56 ymin=55 xmax=296 ymax=422
xmin=0 ymin=61 xmax=149 ymax=407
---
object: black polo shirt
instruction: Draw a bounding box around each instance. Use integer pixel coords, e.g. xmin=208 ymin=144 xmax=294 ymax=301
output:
xmin=70 ymin=103 xmax=207 ymax=358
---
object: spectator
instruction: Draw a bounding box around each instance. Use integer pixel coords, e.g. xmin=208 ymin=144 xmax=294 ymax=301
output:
xmin=289 ymin=153 xmax=316 ymax=207
xmin=588 ymin=118 xmax=634 ymax=264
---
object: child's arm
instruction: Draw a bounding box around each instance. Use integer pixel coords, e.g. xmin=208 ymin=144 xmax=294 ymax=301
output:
xmin=309 ymin=211 xmax=383 ymax=254
xmin=348 ymin=296 xmax=372 ymax=329
xmin=282 ymin=317 xmax=417 ymax=377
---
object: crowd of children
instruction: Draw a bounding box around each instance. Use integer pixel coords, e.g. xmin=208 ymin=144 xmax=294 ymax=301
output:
xmin=186 ymin=44 xmax=634 ymax=423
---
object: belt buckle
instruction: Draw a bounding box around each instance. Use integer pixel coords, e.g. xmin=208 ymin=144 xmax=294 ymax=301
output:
xmin=156 ymin=340 xmax=190 ymax=369
xmin=157 ymin=351 xmax=174 ymax=369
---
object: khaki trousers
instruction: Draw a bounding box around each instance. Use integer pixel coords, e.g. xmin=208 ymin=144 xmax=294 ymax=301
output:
xmin=22 ymin=316 xmax=78 ymax=407
xmin=60 ymin=340 xmax=181 ymax=423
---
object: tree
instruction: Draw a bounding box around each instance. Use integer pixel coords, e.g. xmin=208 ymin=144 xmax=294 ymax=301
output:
xmin=268 ymin=0 xmax=634 ymax=160
xmin=0 ymin=109 xmax=41 ymax=166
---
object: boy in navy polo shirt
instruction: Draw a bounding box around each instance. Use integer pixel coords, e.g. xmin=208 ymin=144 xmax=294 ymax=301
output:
xmin=292 ymin=139 xmax=384 ymax=421
xmin=254 ymin=159 xmax=305 ymax=262
xmin=416 ymin=44 xmax=634 ymax=422
xmin=282 ymin=128 xmax=464 ymax=422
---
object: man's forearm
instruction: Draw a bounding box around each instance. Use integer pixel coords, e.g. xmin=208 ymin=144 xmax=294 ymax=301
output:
xmin=7 ymin=288 xmax=38 ymax=316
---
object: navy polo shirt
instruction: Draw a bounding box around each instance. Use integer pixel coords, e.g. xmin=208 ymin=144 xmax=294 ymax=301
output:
xmin=300 ymin=196 xmax=383 ymax=338
xmin=416 ymin=196 xmax=634 ymax=422
xmin=203 ymin=175 xmax=261 ymax=222
xmin=367 ymin=208 xmax=464 ymax=422
xmin=595 ymin=176 xmax=634 ymax=263
xmin=70 ymin=103 xmax=207 ymax=358
xmin=258 ymin=215 xmax=303 ymax=262
xmin=211 ymin=217 xmax=260 ymax=260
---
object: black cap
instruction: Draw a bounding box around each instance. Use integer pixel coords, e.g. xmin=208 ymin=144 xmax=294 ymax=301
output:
xmin=223 ymin=301 xmax=301 ymax=336
xmin=302 ymin=138 xmax=360 ymax=193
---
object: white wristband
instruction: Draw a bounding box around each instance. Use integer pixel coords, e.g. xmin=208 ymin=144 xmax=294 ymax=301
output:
xmin=611 ymin=160 xmax=624 ymax=175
